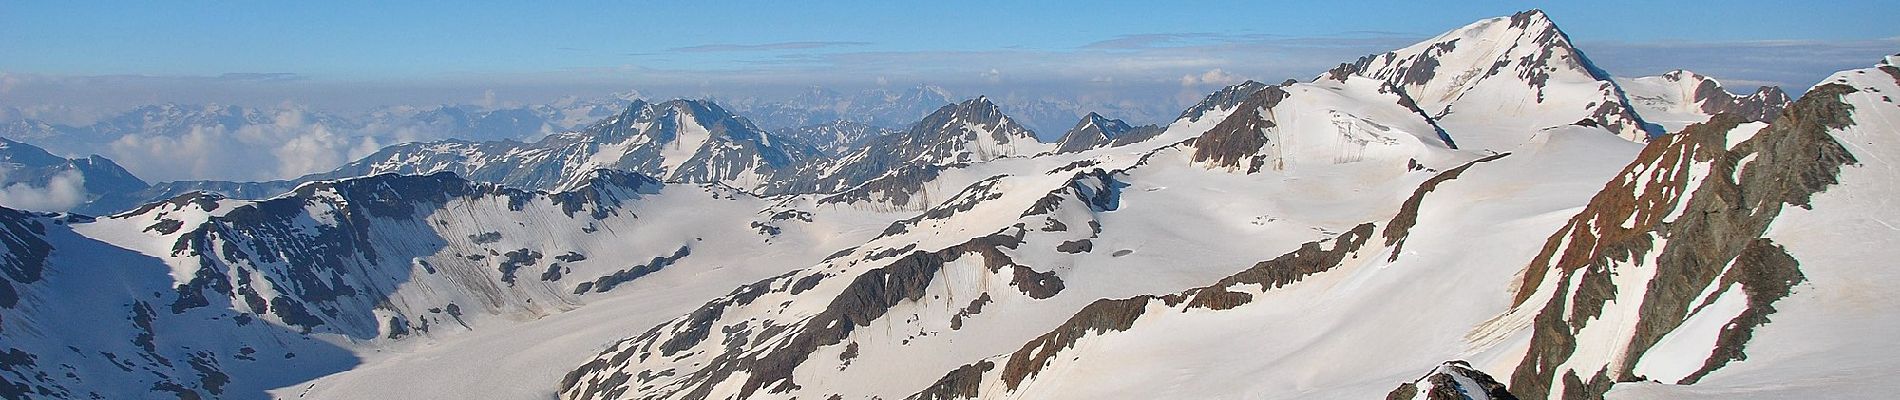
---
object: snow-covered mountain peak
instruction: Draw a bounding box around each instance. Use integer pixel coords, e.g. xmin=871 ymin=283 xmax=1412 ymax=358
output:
xmin=583 ymin=98 xmax=761 ymax=141
xmin=1053 ymin=111 xmax=1159 ymax=153
xmin=916 ymin=96 xmax=1037 ymax=144
xmin=1077 ymin=112 xmax=1120 ymax=131
xmin=770 ymin=96 xmax=1051 ymax=195
xmin=1620 ymin=69 xmax=1792 ymax=132
xmin=1349 ymin=8 xmax=1588 ymax=96
xmin=955 ymin=95 xmax=999 ymax=112
xmin=1325 ymin=9 xmax=1657 ymax=145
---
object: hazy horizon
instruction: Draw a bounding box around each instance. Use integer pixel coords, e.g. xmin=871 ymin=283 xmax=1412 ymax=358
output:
xmin=6 ymin=2 xmax=1897 ymax=122
xmin=3 ymin=2 xmax=1896 ymax=183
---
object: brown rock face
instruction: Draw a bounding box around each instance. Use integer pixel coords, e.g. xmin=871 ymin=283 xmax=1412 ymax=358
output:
xmin=1191 ymin=86 xmax=1292 ymax=172
xmin=1508 ymin=84 xmax=1860 ymax=399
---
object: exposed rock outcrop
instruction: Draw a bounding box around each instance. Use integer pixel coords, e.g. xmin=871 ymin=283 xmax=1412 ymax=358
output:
xmin=1387 ymin=361 xmax=1520 ymax=400
xmin=1508 ymin=83 xmax=1859 ymax=399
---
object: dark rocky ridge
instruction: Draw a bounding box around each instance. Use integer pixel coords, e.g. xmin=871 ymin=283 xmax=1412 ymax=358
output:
xmin=1383 ymin=152 xmax=1512 ymax=261
xmin=162 ymin=169 xmax=663 ymax=338
xmin=558 ymin=161 xmax=1133 ymax=399
xmin=911 ymin=223 xmax=1377 ymax=397
xmin=1508 ymin=83 xmax=1860 ymax=399
xmin=814 ymin=163 xmax=950 ymax=211
xmin=1177 ymin=81 xmax=1270 ymax=123
xmin=557 ymin=230 xmax=1055 ymax=400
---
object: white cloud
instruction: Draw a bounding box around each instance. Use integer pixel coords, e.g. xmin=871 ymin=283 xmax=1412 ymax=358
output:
xmin=1180 ymin=68 xmax=1243 ymax=87
xmin=103 ymin=107 xmax=394 ymax=182
xmin=980 ymin=68 xmax=1003 ymax=83
xmin=478 ymin=89 xmax=500 ymax=109
xmin=0 ymin=72 xmax=18 ymax=96
xmin=0 ymin=170 xmax=87 ymax=212
xmin=270 ymin=126 xmax=383 ymax=179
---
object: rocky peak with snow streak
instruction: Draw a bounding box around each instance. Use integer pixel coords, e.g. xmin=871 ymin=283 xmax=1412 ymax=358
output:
xmin=1386 ymin=361 xmax=1520 ymax=400
xmin=900 ymin=96 xmax=1043 ymax=163
xmin=1177 ymin=80 xmax=1270 ymax=123
xmin=1052 ymin=112 xmax=1161 ymax=153
xmin=775 ymin=96 xmax=1049 ymax=194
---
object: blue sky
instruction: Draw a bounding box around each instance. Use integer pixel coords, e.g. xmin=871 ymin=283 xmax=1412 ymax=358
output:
xmin=3 ymin=1 xmax=1897 ymax=111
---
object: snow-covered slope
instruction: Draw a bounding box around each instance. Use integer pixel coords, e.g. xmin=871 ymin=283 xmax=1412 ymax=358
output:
xmin=552 ymin=72 xmax=1603 ymax=400
xmin=1323 ymin=9 xmax=1659 ymax=145
xmin=554 ymin=55 xmax=1897 ymax=400
xmin=1618 ymin=70 xmax=1791 ymax=132
xmin=0 ymin=168 xmax=902 ymax=399
xmin=892 ymin=125 xmax=1634 ymax=400
xmin=1189 ymin=76 xmax=1460 ymax=173
xmin=891 ymin=58 xmax=1896 ymax=400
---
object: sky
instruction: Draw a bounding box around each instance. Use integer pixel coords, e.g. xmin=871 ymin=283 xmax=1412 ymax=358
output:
xmin=4 ymin=0 xmax=1896 ymax=114
xmin=0 ymin=1 xmax=1896 ymax=201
